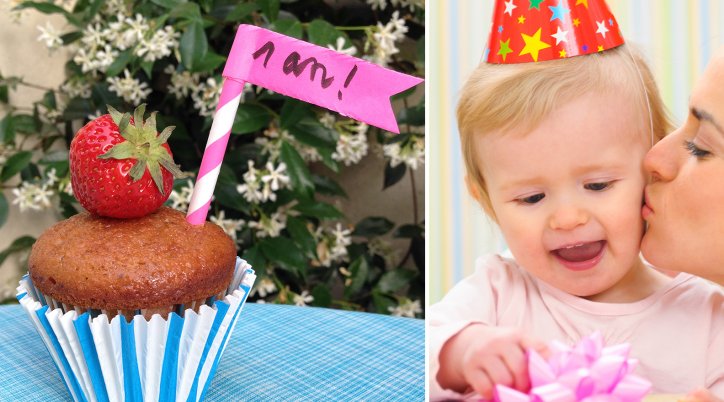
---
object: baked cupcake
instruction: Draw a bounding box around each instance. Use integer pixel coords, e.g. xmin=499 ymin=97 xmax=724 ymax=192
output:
xmin=29 ymin=206 xmax=236 ymax=319
xmin=16 ymin=105 xmax=255 ymax=402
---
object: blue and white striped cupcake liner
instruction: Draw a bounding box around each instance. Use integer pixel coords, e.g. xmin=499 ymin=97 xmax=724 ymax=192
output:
xmin=16 ymin=257 xmax=256 ymax=402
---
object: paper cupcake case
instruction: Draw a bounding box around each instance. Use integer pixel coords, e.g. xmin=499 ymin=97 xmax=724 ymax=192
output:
xmin=16 ymin=257 xmax=256 ymax=402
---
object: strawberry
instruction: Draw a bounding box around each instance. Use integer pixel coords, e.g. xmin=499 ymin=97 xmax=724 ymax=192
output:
xmin=70 ymin=104 xmax=183 ymax=218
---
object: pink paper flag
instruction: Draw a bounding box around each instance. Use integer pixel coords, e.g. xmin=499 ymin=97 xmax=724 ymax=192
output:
xmin=223 ymin=24 xmax=423 ymax=133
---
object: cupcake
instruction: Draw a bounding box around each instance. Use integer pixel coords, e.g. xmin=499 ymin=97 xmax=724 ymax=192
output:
xmin=16 ymin=105 xmax=255 ymax=402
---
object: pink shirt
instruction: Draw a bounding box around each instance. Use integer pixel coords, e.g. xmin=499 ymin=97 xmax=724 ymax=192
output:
xmin=429 ymin=254 xmax=724 ymax=400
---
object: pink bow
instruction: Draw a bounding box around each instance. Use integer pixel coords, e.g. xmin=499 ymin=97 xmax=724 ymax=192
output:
xmin=494 ymin=333 xmax=651 ymax=402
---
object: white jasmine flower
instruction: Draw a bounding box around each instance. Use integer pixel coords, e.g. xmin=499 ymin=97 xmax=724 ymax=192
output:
xmin=293 ymin=290 xmax=314 ymax=307
xmin=383 ymin=135 xmax=424 ymax=170
xmin=332 ymin=123 xmax=369 ymax=166
xmin=60 ymin=179 xmax=73 ymax=197
xmin=261 ymin=162 xmax=290 ymax=191
xmin=327 ymin=36 xmax=357 ymax=56
xmin=319 ymin=112 xmax=336 ymax=129
xmin=61 ymin=79 xmax=92 ymax=99
xmin=122 ymin=13 xmax=148 ymax=47
xmin=37 ymin=21 xmax=63 ymax=51
xmin=367 ymin=0 xmax=387 ymax=10
xmin=107 ymin=69 xmax=152 ymax=104
xmin=102 ymin=0 xmax=127 ymax=16
xmin=81 ymin=23 xmax=108 ymax=48
xmin=135 ymin=25 xmax=179 ymax=62
xmin=167 ymin=179 xmax=194 ymax=211
xmin=210 ymin=210 xmax=245 ymax=242
xmin=389 ymin=299 xmax=422 ymax=318
xmin=165 ymin=65 xmax=199 ymax=99
xmin=73 ymin=48 xmax=97 ymax=73
xmin=45 ymin=168 xmax=59 ymax=186
xmin=254 ymin=277 xmax=277 ymax=298
xmin=192 ymin=77 xmax=222 ymax=117
xmin=94 ymin=44 xmax=119 ymax=71
xmin=248 ymin=209 xmax=287 ymax=238
xmin=369 ymin=11 xmax=408 ymax=66
xmin=12 ymin=182 xmax=54 ymax=212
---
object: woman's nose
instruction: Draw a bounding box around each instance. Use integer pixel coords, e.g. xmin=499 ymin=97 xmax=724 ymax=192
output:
xmin=644 ymin=130 xmax=681 ymax=182
xmin=549 ymin=204 xmax=588 ymax=231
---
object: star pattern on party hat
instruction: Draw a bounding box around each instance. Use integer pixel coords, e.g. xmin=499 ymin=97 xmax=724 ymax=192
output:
xmin=484 ymin=0 xmax=625 ymax=64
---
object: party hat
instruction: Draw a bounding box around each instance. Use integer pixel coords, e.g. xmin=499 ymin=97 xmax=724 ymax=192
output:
xmin=484 ymin=0 xmax=624 ymax=64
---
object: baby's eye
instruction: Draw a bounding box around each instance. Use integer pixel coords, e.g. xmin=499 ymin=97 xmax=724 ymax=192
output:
xmin=584 ymin=182 xmax=612 ymax=191
xmin=518 ymin=193 xmax=545 ymax=204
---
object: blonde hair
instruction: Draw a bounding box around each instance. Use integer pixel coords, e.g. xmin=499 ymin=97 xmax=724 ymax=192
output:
xmin=457 ymin=44 xmax=672 ymax=218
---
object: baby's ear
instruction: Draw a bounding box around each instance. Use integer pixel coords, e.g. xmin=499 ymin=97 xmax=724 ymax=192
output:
xmin=465 ymin=174 xmax=482 ymax=203
xmin=465 ymin=175 xmax=496 ymax=220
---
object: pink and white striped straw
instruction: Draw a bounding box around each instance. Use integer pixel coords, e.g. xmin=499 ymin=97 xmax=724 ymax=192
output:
xmin=186 ymin=78 xmax=245 ymax=225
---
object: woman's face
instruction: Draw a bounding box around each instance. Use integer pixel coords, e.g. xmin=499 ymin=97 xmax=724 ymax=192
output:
xmin=641 ymin=49 xmax=724 ymax=285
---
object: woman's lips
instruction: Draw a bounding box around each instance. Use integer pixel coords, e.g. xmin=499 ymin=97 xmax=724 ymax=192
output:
xmin=551 ymin=240 xmax=606 ymax=271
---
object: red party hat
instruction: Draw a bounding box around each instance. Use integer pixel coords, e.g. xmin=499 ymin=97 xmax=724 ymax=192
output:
xmin=484 ymin=0 xmax=624 ymax=64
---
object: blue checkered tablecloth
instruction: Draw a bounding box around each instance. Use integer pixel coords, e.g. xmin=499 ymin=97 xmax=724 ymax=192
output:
xmin=0 ymin=302 xmax=424 ymax=401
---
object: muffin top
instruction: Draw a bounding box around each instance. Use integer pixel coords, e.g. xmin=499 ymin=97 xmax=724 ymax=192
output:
xmin=29 ymin=206 xmax=236 ymax=310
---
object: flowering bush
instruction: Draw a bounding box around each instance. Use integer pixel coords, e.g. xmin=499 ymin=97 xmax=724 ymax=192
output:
xmin=0 ymin=0 xmax=424 ymax=317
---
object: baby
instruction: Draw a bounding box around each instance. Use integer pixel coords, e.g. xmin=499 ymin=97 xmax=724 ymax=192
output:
xmin=429 ymin=44 xmax=724 ymax=399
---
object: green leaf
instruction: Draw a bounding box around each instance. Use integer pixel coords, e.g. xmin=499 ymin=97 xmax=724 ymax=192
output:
xmin=1 ymin=151 xmax=32 ymax=182
xmin=293 ymin=200 xmax=343 ymax=220
xmin=394 ymin=224 xmax=423 ymax=239
xmin=140 ymin=61 xmax=154 ymax=79
xmin=39 ymin=150 xmax=69 ymax=164
xmin=259 ymin=236 xmax=307 ymax=276
xmin=383 ymin=162 xmax=406 ymax=189
xmin=105 ymin=49 xmax=133 ymax=77
xmin=311 ymin=174 xmax=347 ymax=198
xmin=257 ymin=0 xmax=280 ymax=22
xmin=0 ymin=236 xmax=36 ymax=267
xmin=169 ymin=2 xmax=201 ymax=20
xmin=231 ymin=103 xmax=272 ymax=135
xmin=344 ymin=256 xmax=369 ymax=298
xmin=311 ymin=284 xmax=331 ymax=307
xmin=0 ymin=82 xmax=7 ymax=103
xmin=190 ymin=51 xmax=226 ymax=73
xmin=152 ymin=0 xmax=186 ymax=9
xmin=62 ymin=97 xmax=94 ymax=120
xmin=280 ymin=99 xmax=313 ymax=129
xmin=279 ymin=141 xmax=314 ymax=199
xmin=352 ymin=217 xmax=394 ymax=238
xmin=12 ymin=114 xmax=38 ymax=134
xmin=41 ymin=90 xmax=57 ymax=110
xmin=391 ymin=86 xmax=418 ymax=101
xmin=242 ymin=244 xmax=267 ymax=277
xmin=372 ymin=291 xmax=396 ymax=315
xmin=60 ymin=31 xmax=82 ymax=45
xmin=287 ymin=118 xmax=338 ymax=151
xmin=13 ymin=2 xmax=80 ymax=26
xmin=307 ymin=19 xmax=342 ymax=47
xmin=376 ymin=268 xmax=417 ymax=293
xmin=270 ymin=19 xmax=302 ymax=39
xmin=0 ymin=193 xmax=7 ymax=228
xmin=285 ymin=216 xmax=317 ymax=258
xmin=0 ymin=115 xmax=14 ymax=144
xmin=180 ymin=21 xmax=208 ymax=71
xmin=397 ymin=104 xmax=425 ymax=126
xmin=225 ymin=2 xmax=257 ymax=22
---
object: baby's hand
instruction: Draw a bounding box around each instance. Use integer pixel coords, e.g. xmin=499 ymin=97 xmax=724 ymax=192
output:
xmin=439 ymin=324 xmax=547 ymax=399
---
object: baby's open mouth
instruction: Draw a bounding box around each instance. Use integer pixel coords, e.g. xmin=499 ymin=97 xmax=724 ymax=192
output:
xmin=552 ymin=240 xmax=606 ymax=263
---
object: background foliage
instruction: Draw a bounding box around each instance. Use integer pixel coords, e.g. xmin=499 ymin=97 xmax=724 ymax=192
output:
xmin=0 ymin=0 xmax=425 ymax=317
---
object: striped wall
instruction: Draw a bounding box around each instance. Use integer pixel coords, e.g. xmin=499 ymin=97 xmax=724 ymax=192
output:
xmin=428 ymin=0 xmax=724 ymax=304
